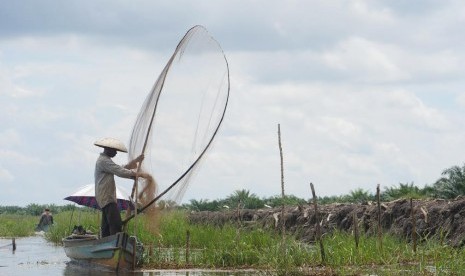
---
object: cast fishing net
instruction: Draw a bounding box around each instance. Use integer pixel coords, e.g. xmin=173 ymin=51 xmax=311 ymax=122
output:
xmin=127 ymin=25 xmax=230 ymax=208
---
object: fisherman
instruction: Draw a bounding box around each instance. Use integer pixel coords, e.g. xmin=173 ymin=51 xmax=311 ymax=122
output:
xmin=36 ymin=208 xmax=54 ymax=232
xmin=94 ymin=137 xmax=150 ymax=238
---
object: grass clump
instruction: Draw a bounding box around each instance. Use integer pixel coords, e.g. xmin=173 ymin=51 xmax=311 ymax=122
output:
xmin=132 ymin=210 xmax=316 ymax=271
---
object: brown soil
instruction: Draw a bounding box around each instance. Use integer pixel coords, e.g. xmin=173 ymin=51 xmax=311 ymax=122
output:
xmin=188 ymin=197 xmax=465 ymax=247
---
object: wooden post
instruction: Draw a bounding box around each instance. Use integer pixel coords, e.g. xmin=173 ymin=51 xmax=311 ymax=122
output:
xmin=310 ymin=183 xmax=325 ymax=264
xmin=410 ymin=198 xmax=417 ymax=253
xmin=236 ymin=200 xmax=241 ymax=247
xmin=353 ymin=212 xmax=359 ymax=249
xmin=376 ymin=184 xmax=382 ymax=250
xmin=186 ymin=230 xmax=191 ymax=264
xmin=236 ymin=200 xmax=242 ymax=226
xmin=12 ymin=238 xmax=16 ymax=252
xmin=278 ymin=124 xmax=285 ymax=245
xmin=149 ymin=243 xmax=153 ymax=262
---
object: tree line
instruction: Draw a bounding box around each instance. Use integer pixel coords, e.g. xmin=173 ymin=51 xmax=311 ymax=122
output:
xmin=180 ymin=163 xmax=465 ymax=211
xmin=2 ymin=164 xmax=465 ymax=214
xmin=0 ymin=203 xmax=85 ymax=216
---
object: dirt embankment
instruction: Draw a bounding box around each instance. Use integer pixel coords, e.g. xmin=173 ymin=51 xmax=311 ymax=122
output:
xmin=188 ymin=198 xmax=465 ymax=247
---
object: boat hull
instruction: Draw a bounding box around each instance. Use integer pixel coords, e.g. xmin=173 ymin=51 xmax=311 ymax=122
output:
xmin=63 ymin=232 xmax=140 ymax=271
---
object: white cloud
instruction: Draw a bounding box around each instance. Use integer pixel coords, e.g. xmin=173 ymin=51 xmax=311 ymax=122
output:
xmin=456 ymin=93 xmax=465 ymax=108
xmin=0 ymin=129 xmax=21 ymax=147
xmin=349 ymin=1 xmax=395 ymax=23
xmin=0 ymin=149 xmax=44 ymax=166
xmin=0 ymin=167 xmax=14 ymax=182
xmin=322 ymin=37 xmax=407 ymax=82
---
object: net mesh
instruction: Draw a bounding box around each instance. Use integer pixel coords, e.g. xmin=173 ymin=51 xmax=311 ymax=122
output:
xmin=127 ymin=25 xmax=230 ymax=207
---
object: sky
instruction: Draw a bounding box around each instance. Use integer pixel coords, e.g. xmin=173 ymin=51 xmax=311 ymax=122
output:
xmin=1 ymin=0 xmax=465 ymax=206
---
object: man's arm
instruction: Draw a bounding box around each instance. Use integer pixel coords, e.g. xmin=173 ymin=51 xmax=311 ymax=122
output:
xmin=100 ymin=157 xmax=136 ymax=179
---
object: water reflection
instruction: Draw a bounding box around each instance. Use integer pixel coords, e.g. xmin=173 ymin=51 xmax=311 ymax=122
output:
xmin=64 ymin=263 xmax=261 ymax=275
xmin=1 ymin=236 xmax=260 ymax=276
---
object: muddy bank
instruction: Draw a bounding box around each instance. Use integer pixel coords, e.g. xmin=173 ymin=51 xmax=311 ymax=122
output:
xmin=188 ymin=198 xmax=465 ymax=247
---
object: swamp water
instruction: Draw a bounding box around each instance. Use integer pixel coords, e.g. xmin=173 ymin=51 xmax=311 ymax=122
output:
xmin=0 ymin=236 xmax=256 ymax=276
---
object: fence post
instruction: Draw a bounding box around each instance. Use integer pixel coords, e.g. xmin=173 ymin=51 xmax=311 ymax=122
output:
xmin=12 ymin=238 xmax=16 ymax=252
xmin=149 ymin=243 xmax=153 ymax=262
xmin=186 ymin=230 xmax=190 ymax=264
xmin=376 ymin=184 xmax=382 ymax=251
xmin=278 ymin=124 xmax=286 ymax=246
xmin=410 ymin=198 xmax=417 ymax=253
xmin=310 ymin=183 xmax=325 ymax=264
xmin=353 ymin=212 xmax=359 ymax=249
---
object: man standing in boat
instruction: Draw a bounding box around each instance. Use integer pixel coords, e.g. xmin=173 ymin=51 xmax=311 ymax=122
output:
xmin=94 ymin=137 xmax=149 ymax=238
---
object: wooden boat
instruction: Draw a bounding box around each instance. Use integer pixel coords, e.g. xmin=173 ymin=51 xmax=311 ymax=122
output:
xmin=62 ymin=231 xmax=143 ymax=272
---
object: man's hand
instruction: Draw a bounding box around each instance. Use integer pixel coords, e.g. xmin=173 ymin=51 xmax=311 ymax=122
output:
xmin=135 ymin=154 xmax=144 ymax=163
xmin=126 ymin=154 xmax=145 ymax=169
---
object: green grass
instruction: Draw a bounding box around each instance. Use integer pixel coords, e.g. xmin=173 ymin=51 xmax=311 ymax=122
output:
xmin=5 ymin=209 xmax=465 ymax=274
xmin=0 ymin=214 xmax=37 ymax=237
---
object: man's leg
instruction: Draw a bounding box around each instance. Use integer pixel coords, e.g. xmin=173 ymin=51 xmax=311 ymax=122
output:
xmin=101 ymin=205 xmax=111 ymax=238
xmin=105 ymin=202 xmax=122 ymax=235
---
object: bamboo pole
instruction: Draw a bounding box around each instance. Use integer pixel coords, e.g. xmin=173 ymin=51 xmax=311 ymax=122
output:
xmin=278 ymin=124 xmax=285 ymax=245
xmin=310 ymin=183 xmax=325 ymax=264
xmin=376 ymin=184 xmax=382 ymax=250
xmin=411 ymin=198 xmax=417 ymax=253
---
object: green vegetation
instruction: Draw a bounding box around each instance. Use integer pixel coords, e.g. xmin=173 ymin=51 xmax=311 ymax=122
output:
xmin=433 ymin=164 xmax=465 ymax=199
xmin=3 ymin=207 xmax=465 ymax=273
xmin=134 ymin=211 xmax=316 ymax=270
xmin=0 ymin=214 xmax=37 ymax=237
xmin=43 ymin=210 xmax=465 ymax=273
xmin=0 ymin=204 xmax=84 ymax=216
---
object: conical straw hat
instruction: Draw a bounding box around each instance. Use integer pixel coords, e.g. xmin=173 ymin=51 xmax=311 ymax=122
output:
xmin=94 ymin=137 xmax=128 ymax=152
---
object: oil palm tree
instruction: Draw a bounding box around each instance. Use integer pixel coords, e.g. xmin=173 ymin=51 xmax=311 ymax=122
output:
xmin=382 ymin=182 xmax=426 ymax=201
xmin=226 ymin=189 xmax=264 ymax=209
xmin=346 ymin=188 xmax=373 ymax=203
xmin=433 ymin=164 xmax=465 ymax=199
